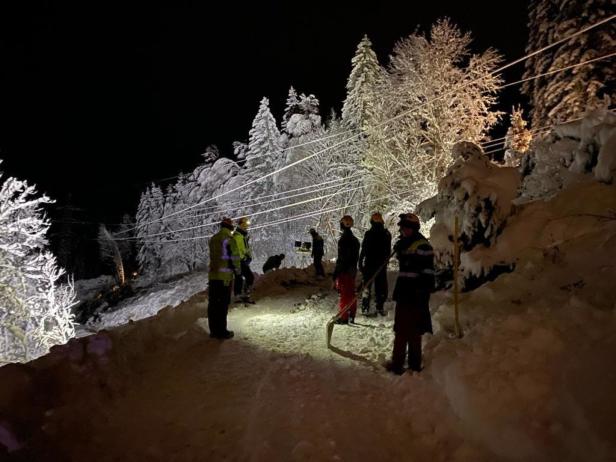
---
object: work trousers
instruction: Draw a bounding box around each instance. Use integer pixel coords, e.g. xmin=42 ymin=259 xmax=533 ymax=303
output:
xmin=233 ymin=260 xmax=254 ymax=297
xmin=313 ymin=255 xmax=325 ymax=277
xmin=392 ymin=297 xmax=430 ymax=371
xmin=337 ymin=272 xmax=357 ymax=321
xmin=392 ymin=330 xmax=422 ymax=371
xmin=208 ymin=280 xmax=232 ymax=336
xmin=361 ymin=265 xmax=388 ymax=313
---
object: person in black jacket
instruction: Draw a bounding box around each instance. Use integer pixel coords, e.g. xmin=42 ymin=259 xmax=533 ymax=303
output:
xmin=309 ymin=228 xmax=325 ymax=277
xmin=359 ymin=212 xmax=392 ymax=317
xmin=332 ymin=215 xmax=360 ymax=324
xmin=386 ymin=213 xmax=434 ymax=375
xmin=262 ymin=254 xmax=285 ymax=273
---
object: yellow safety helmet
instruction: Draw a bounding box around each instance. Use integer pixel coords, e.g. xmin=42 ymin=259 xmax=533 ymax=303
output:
xmin=238 ymin=217 xmax=251 ymax=230
xmin=340 ymin=215 xmax=354 ymax=228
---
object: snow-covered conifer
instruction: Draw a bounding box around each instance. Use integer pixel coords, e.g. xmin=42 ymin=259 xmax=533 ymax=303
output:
xmin=246 ymin=97 xmax=282 ymax=175
xmin=136 ymin=185 xmax=165 ymax=275
xmin=281 ymin=86 xmax=301 ymax=134
xmin=522 ymin=0 xmax=616 ymax=127
xmin=341 ymin=35 xmax=383 ymax=131
xmin=285 ymin=93 xmax=322 ymax=139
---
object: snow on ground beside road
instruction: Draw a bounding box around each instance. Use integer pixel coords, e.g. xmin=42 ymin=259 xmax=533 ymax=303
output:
xmin=73 ymin=275 xmax=114 ymax=302
xmin=92 ymin=271 xmax=209 ymax=329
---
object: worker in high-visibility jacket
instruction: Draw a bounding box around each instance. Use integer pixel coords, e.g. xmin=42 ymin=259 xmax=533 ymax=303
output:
xmin=208 ymin=217 xmax=241 ymax=339
xmin=386 ymin=213 xmax=434 ymax=374
xmin=232 ymin=217 xmax=255 ymax=303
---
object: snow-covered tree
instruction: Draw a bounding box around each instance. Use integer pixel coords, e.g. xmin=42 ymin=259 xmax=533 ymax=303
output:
xmin=281 ymin=86 xmax=301 ymax=134
xmin=233 ymin=141 xmax=249 ymax=164
xmin=504 ymin=106 xmax=533 ymax=167
xmin=0 ymin=166 xmax=76 ymax=364
xmin=285 ymin=93 xmax=322 ymax=139
xmin=341 ymin=35 xmax=383 ymax=132
xmin=136 ymin=185 xmax=165 ymax=275
xmin=522 ymin=0 xmax=616 ymax=127
xmin=246 ymin=97 xmax=283 ymax=176
xmin=417 ymin=142 xmax=521 ymax=281
xmin=116 ymin=214 xmax=137 ymax=275
xmin=98 ymin=224 xmax=126 ymax=285
xmin=201 ymin=145 xmax=220 ymax=166
xmin=366 ymin=19 xmax=502 ymax=211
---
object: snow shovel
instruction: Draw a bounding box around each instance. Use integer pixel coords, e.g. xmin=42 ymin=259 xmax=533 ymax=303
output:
xmin=326 ymin=251 xmax=395 ymax=348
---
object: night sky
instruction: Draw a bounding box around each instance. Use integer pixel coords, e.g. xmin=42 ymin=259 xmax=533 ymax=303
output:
xmin=0 ymin=1 xmax=529 ymax=225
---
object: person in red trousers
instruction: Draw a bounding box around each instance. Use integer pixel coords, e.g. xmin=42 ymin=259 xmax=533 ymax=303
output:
xmin=332 ymin=215 xmax=360 ymax=324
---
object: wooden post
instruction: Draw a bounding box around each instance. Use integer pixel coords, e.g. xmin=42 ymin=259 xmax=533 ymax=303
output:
xmin=453 ymin=215 xmax=463 ymax=338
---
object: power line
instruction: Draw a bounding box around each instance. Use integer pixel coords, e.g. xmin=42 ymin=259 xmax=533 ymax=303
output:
xmin=116 ymin=183 xmax=371 ymax=241
xmin=186 ymin=173 xmax=365 ymax=215
xmin=120 ymin=14 xmax=616 ymax=234
xmin=141 ymin=190 xmax=410 ymax=244
xmin=187 ymin=178 xmax=365 ymax=219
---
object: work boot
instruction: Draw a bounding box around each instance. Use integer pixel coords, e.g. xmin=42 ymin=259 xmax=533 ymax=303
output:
xmin=240 ymin=292 xmax=256 ymax=304
xmin=210 ymin=330 xmax=235 ymax=340
xmin=384 ymin=361 xmax=404 ymax=376
xmin=349 ymin=316 xmax=355 ymax=324
xmin=221 ymin=330 xmax=235 ymax=339
xmin=334 ymin=318 xmax=348 ymax=325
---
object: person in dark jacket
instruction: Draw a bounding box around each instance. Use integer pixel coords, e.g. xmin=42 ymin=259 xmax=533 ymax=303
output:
xmin=262 ymin=254 xmax=285 ymax=273
xmin=386 ymin=213 xmax=434 ymax=374
xmin=332 ymin=215 xmax=360 ymax=324
xmin=359 ymin=212 xmax=392 ymax=317
xmin=309 ymin=228 xmax=325 ymax=277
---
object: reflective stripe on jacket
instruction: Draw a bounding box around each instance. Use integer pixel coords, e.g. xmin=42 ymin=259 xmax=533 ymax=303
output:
xmin=209 ymin=227 xmax=240 ymax=284
xmin=233 ymin=228 xmax=252 ymax=261
xmin=393 ymin=232 xmax=435 ymax=299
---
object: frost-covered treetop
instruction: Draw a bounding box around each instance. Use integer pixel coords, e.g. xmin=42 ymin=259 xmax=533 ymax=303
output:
xmin=342 ymin=34 xmax=382 ymax=131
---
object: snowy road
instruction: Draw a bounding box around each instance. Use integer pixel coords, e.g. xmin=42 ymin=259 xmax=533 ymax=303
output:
xmin=2 ymin=256 xmax=616 ymax=461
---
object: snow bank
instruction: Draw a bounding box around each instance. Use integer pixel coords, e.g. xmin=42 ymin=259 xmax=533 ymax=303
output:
xmin=417 ymin=141 xmax=520 ymax=277
xmin=93 ymin=271 xmax=208 ymax=329
xmin=73 ymin=275 xmax=114 ymax=301
xmin=520 ymin=108 xmax=616 ymax=201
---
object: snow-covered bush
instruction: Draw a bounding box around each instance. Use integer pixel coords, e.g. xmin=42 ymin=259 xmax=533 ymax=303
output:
xmin=0 ymin=166 xmax=76 ymax=364
xmin=519 ymin=108 xmax=616 ymax=201
xmin=417 ymin=142 xmax=520 ymax=280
